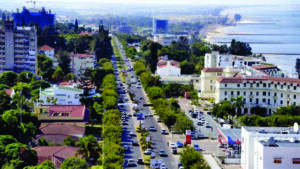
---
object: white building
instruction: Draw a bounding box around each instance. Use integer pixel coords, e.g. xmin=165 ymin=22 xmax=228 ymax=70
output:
xmin=39 ymin=85 xmax=83 ymax=105
xmin=38 ymin=45 xmax=55 ymax=60
xmin=71 ymin=54 xmax=95 ymax=78
xmin=241 ymin=126 xmax=300 ymax=169
xmin=205 ymin=51 xmax=263 ymax=68
xmin=156 ymin=59 xmax=181 ymax=76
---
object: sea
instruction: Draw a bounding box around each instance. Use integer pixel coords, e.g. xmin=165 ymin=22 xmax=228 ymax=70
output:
xmin=211 ymin=5 xmax=300 ymax=75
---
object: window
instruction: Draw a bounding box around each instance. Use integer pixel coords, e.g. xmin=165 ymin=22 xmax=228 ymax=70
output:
xmin=281 ymin=85 xmax=283 ymax=89
xmin=256 ymin=99 xmax=259 ymax=104
xmin=244 ymin=83 xmax=246 ymax=87
xmin=210 ymin=80 xmax=213 ymax=83
xmin=280 ymin=100 xmax=283 ymax=105
xmin=294 ymin=86 xmax=297 ymax=90
xmin=263 ymin=83 xmax=266 ymax=87
xmin=292 ymin=158 xmax=300 ymax=164
xmin=250 ymin=98 xmax=253 ymax=102
xmin=273 ymin=157 xmax=282 ymax=164
xmin=256 ymin=92 xmax=259 ymax=96
xmin=256 ymin=83 xmax=259 ymax=87
xmin=268 ymin=83 xmax=271 ymax=87
xmin=250 ymin=84 xmax=253 ymax=88
xmin=263 ymin=92 xmax=266 ymax=96
xmin=237 ymin=91 xmax=240 ymax=96
xmin=225 ymin=84 xmax=227 ymax=87
xmin=231 ymin=91 xmax=234 ymax=95
xmin=224 ymin=91 xmax=227 ymax=95
xmin=243 ymin=98 xmax=246 ymax=102
xmin=275 ymin=84 xmax=277 ymax=88
xmin=244 ymin=91 xmax=246 ymax=96
xmin=268 ymin=92 xmax=270 ymax=96
xmin=237 ymin=84 xmax=240 ymax=87
xmin=250 ymin=91 xmax=253 ymax=95
xmin=294 ymin=95 xmax=297 ymax=99
xmin=263 ymin=98 xmax=266 ymax=103
xmin=210 ymin=86 xmax=213 ymax=90
xmin=224 ymin=98 xmax=227 ymax=101
xmin=281 ymin=93 xmax=283 ymax=98
xmin=274 ymin=92 xmax=277 ymax=97
xmin=274 ymin=100 xmax=277 ymax=104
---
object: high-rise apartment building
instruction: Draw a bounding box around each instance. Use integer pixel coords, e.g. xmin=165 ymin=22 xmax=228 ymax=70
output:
xmin=153 ymin=18 xmax=168 ymax=34
xmin=0 ymin=20 xmax=37 ymax=74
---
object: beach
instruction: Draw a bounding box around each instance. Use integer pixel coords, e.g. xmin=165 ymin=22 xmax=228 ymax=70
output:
xmin=203 ymin=25 xmax=233 ymax=44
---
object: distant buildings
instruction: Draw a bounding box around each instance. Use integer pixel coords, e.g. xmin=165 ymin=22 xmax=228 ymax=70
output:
xmin=241 ymin=126 xmax=300 ymax=169
xmin=153 ymin=34 xmax=189 ymax=46
xmin=39 ymin=85 xmax=83 ymax=105
xmin=13 ymin=6 xmax=55 ymax=30
xmin=117 ymin=22 xmax=132 ymax=34
xmin=0 ymin=20 xmax=37 ymax=74
xmin=71 ymin=54 xmax=95 ymax=78
xmin=156 ymin=57 xmax=181 ymax=76
xmin=38 ymin=45 xmax=55 ymax=60
xmin=153 ymin=18 xmax=168 ymax=34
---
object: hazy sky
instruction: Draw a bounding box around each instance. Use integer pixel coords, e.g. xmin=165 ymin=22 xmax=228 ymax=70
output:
xmin=4 ymin=0 xmax=300 ymax=5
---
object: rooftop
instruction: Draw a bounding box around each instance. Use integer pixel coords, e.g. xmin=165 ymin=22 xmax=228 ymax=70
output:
xmin=72 ymin=54 xmax=94 ymax=58
xmin=203 ymin=68 xmax=224 ymax=73
xmin=243 ymin=127 xmax=300 ymax=136
xmin=39 ymin=45 xmax=55 ymax=51
xmin=218 ymin=76 xmax=300 ymax=85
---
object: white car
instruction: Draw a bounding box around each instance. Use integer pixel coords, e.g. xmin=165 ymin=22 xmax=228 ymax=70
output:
xmin=169 ymin=143 xmax=177 ymax=149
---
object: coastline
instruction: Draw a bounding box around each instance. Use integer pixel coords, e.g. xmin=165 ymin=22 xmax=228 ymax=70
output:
xmin=202 ymin=25 xmax=234 ymax=44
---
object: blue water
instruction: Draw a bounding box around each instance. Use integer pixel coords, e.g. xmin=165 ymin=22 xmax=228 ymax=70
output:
xmin=212 ymin=5 xmax=300 ymax=73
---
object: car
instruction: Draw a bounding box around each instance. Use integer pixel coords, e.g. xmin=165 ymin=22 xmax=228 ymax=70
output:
xmin=197 ymin=121 xmax=203 ymax=126
xmin=160 ymin=163 xmax=167 ymax=169
xmin=161 ymin=129 xmax=168 ymax=135
xmin=191 ymin=131 xmax=196 ymax=137
xmin=157 ymin=118 xmax=161 ymax=122
xmin=205 ymin=123 xmax=212 ymax=128
xmin=159 ymin=150 xmax=168 ymax=157
xmin=123 ymin=145 xmax=130 ymax=152
xmin=170 ymin=143 xmax=177 ymax=149
xmin=139 ymin=97 xmax=144 ymax=100
xmin=193 ymin=144 xmax=203 ymax=151
xmin=133 ymin=112 xmax=137 ymax=117
xmin=176 ymin=141 xmax=183 ymax=148
xmin=127 ymin=159 xmax=135 ymax=167
xmin=172 ymin=149 xmax=177 ymax=154
xmin=129 ymin=132 xmax=136 ymax=137
xmin=178 ymin=163 xmax=183 ymax=168
xmin=148 ymin=113 xmax=153 ymax=117
xmin=132 ymin=140 xmax=139 ymax=146
xmin=144 ymin=149 xmax=152 ymax=155
xmin=122 ymin=121 xmax=128 ymax=125
xmin=207 ymin=111 xmax=212 ymax=115
xmin=149 ymin=126 xmax=157 ymax=131
xmin=137 ymin=158 xmax=144 ymax=164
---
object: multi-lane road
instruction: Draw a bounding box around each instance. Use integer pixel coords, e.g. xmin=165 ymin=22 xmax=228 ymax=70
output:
xmin=114 ymin=37 xmax=179 ymax=169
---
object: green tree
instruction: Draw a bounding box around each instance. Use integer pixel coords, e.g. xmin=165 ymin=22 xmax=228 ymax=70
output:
xmin=65 ymin=73 xmax=75 ymax=81
xmin=229 ymin=39 xmax=252 ymax=56
xmin=18 ymin=72 xmax=35 ymax=83
xmin=94 ymin=25 xmax=113 ymax=61
xmin=180 ymin=147 xmax=210 ymax=169
xmin=0 ymin=90 xmax=12 ymax=115
xmin=56 ymin=51 xmax=71 ymax=75
xmin=30 ymin=80 xmax=51 ymax=90
xmin=64 ymin=136 xmax=77 ymax=147
xmin=146 ymin=86 xmax=165 ymax=100
xmin=76 ymin=135 xmax=101 ymax=164
xmin=0 ymin=71 xmax=18 ymax=87
xmin=74 ymin=19 xmax=79 ymax=33
xmin=60 ymin=157 xmax=90 ymax=169
xmin=24 ymin=160 xmax=56 ymax=169
xmin=174 ymin=115 xmax=194 ymax=133
xmin=52 ymin=67 xmax=64 ymax=82
xmin=180 ymin=60 xmax=195 ymax=74
xmin=231 ymin=96 xmax=245 ymax=116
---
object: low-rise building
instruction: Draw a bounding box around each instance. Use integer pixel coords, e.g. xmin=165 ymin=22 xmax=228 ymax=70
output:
xmin=200 ymin=68 xmax=224 ymax=98
xmin=38 ymin=45 xmax=55 ymax=60
xmin=39 ymin=85 xmax=83 ymax=105
xmin=34 ymin=104 xmax=89 ymax=123
xmin=252 ymin=65 xmax=283 ymax=77
xmin=156 ymin=59 xmax=180 ymax=76
xmin=241 ymin=126 xmax=300 ymax=169
xmin=71 ymin=54 xmax=95 ymax=78
xmin=34 ymin=146 xmax=80 ymax=168
xmin=153 ymin=34 xmax=189 ymax=46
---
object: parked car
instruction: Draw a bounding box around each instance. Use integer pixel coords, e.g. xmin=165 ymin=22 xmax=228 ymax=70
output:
xmin=159 ymin=150 xmax=168 ymax=157
xmin=193 ymin=144 xmax=203 ymax=151
xmin=197 ymin=121 xmax=203 ymax=126
xmin=132 ymin=140 xmax=139 ymax=146
xmin=205 ymin=123 xmax=212 ymax=128
xmin=161 ymin=129 xmax=168 ymax=135
xmin=137 ymin=158 xmax=144 ymax=165
xmin=122 ymin=121 xmax=128 ymax=125
xmin=176 ymin=141 xmax=183 ymax=148
xmin=172 ymin=149 xmax=177 ymax=154
xmin=178 ymin=163 xmax=183 ymax=168
xmin=170 ymin=143 xmax=177 ymax=149
xmin=123 ymin=145 xmax=130 ymax=152
xmin=127 ymin=159 xmax=135 ymax=167
xmin=157 ymin=118 xmax=161 ymax=122
xmin=160 ymin=163 xmax=167 ymax=169
xmin=144 ymin=149 xmax=152 ymax=155
xmin=129 ymin=132 xmax=136 ymax=137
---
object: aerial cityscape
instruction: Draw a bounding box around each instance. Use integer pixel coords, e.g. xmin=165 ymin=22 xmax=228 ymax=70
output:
xmin=0 ymin=0 xmax=300 ymax=169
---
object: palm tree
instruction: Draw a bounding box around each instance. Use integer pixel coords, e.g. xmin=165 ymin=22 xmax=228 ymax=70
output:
xmin=231 ymin=96 xmax=245 ymax=116
xmin=76 ymin=135 xmax=101 ymax=164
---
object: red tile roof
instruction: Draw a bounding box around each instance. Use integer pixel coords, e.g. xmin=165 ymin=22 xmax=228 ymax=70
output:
xmin=157 ymin=60 xmax=180 ymax=69
xmin=48 ymin=105 xmax=85 ymax=117
xmin=72 ymin=54 xmax=94 ymax=58
xmin=34 ymin=146 xmax=79 ymax=166
xmin=78 ymin=32 xmax=92 ymax=36
xmin=203 ymin=68 xmax=224 ymax=72
xmin=39 ymin=45 xmax=55 ymax=51
xmin=36 ymin=134 xmax=78 ymax=145
xmin=40 ymin=124 xmax=85 ymax=135
xmin=218 ymin=76 xmax=300 ymax=85
xmin=252 ymin=65 xmax=279 ymax=70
